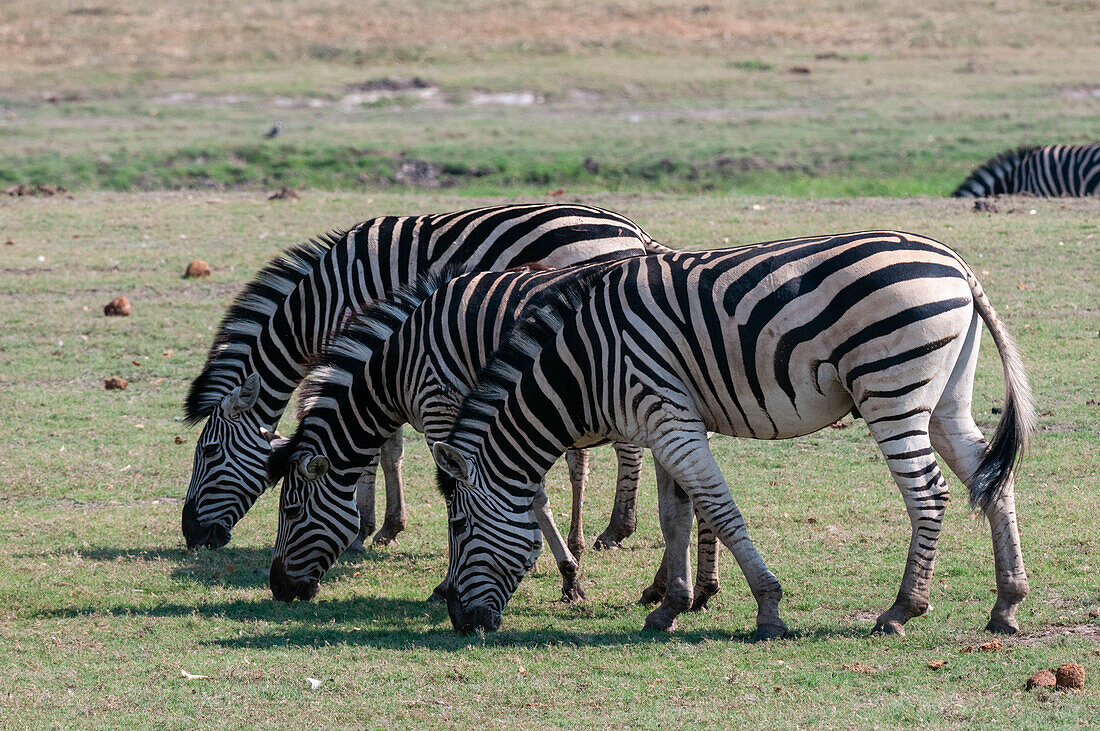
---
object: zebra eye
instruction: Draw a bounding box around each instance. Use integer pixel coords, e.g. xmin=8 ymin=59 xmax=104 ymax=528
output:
xmin=449 ymin=513 xmax=468 ymax=534
xmin=201 ymin=443 xmax=219 ymax=459
xmin=282 ymin=487 xmax=305 ymax=519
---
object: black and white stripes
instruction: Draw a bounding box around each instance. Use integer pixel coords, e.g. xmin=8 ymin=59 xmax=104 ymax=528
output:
xmin=434 ymin=231 xmax=1035 ymax=638
xmin=264 ymin=264 xmax=646 ymax=604
xmin=952 ymin=143 xmax=1100 ymax=197
xmin=181 ymin=203 xmax=660 ymax=550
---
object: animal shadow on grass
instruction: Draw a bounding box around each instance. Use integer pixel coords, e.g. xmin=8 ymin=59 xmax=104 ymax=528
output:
xmin=30 ymin=543 xmax=433 ymax=590
xmin=215 ymin=612 xmax=873 ymax=651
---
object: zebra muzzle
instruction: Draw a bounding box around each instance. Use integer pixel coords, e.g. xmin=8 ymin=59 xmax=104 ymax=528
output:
xmin=445 ymin=584 xmax=501 ymax=633
xmin=181 ymin=501 xmax=232 ymax=550
xmin=269 ymin=557 xmax=320 ymax=603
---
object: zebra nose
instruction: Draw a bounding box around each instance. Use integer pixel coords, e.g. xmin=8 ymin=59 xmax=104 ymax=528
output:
xmin=182 ymin=501 xmax=232 ymax=550
xmin=445 ymin=583 xmax=470 ymax=632
xmin=181 ymin=501 xmax=210 ymax=549
xmin=270 ymin=557 xmax=295 ymax=602
xmin=270 ymin=558 xmax=320 ymax=602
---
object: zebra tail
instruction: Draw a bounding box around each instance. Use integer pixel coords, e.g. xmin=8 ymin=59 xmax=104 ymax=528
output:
xmin=965 ymin=270 xmax=1038 ymax=511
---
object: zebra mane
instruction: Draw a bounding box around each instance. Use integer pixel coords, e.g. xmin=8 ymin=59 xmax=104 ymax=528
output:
xmin=183 ymin=229 xmax=352 ymax=425
xmin=267 ymin=265 xmax=470 ymax=484
xmin=951 ymin=146 xmax=1038 ymax=198
xmin=436 ymin=264 xmax=609 ymax=497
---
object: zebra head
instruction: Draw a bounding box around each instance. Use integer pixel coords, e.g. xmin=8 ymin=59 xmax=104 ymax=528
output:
xmin=182 ymin=373 xmax=276 ymax=549
xmin=268 ymin=441 xmax=368 ymax=603
xmin=433 ymin=441 xmax=542 ymax=633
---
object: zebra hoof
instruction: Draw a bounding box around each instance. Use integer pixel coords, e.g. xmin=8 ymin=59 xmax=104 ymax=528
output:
xmin=871 ymin=620 xmax=906 ymax=636
xmin=344 ymin=539 xmax=367 ymax=555
xmin=985 ymin=617 xmax=1019 ymax=635
xmin=372 ymin=532 xmax=398 ymax=548
xmin=593 ymin=531 xmax=623 ymax=551
xmin=561 ymin=584 xmax=587 ymax=604
xmin=751 ymin=623 xmax=788 ymax=642
xmin=638 ymin=584 xmax=664 ymax=606
xmin=688 ymin=589 xmax=718 ymax=613
xmin=643 ymin=612 xmax=677 ymax=632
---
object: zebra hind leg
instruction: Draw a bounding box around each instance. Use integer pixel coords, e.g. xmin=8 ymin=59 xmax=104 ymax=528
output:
xmin=347 ymin=459 xmax=379 ymax=554
xmin=638 ymin=550 xmax=668 ymax=605
xmin=930 ymin=410 xmax=1028 ymax=634
xmin=867 ymin=415 xmax=949 ymax=636
xmin=373 ymin=429 xmax=408 ymax=546
xmin=643 ymin=463 xmax=694 ymax=631
xmin=689 ymin=512 xmax=720 ymax=611
xmin=564 ymin=447 xmax=589 ymax=558
xmin=594 ymin=443 xmax=643 ymax=550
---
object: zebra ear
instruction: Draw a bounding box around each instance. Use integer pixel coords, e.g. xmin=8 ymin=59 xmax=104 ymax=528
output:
xmin=433 ymin=442 xmax=477 ymax=485
xmin=221 ymin=373 xmax=261 ymax=418
xmin=300 ymin=455 xmax=330 ymax=480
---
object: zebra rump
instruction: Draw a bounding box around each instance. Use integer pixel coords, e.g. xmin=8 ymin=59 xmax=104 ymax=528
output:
xmin=952 ymin=143 xmax=1100 ymax=198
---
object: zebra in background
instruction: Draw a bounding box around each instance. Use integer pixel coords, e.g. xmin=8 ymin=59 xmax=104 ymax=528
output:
xmin=265 ymin=265 xmax=719 ymax=606
xmin=952 ymin=143 xmax=1100 ymax=197
xmin=182 ymin=203 xmax=668 ymax=553
xmin=434 ymin=231 xmax=1034 ymax=640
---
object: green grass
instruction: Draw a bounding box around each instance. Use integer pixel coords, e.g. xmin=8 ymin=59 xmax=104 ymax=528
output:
xmin=1 ymin=191 xmax=1097 ymax=727
xmin=1 ymin=2 xmax=1098 ymax=197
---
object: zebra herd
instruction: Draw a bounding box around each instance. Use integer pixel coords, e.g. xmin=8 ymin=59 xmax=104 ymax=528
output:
xmin=182 ymin=199 xmax=1042 ymax=640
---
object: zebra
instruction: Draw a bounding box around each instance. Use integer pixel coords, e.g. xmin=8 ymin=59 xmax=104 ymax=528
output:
xmin=265 ymin=264 xmax=720 ymax=606
xmin=952 ymin=143 xmax=1100 ymax=198
xmin=181 ymin=203 xmax=668 ymax=553
xmin=433 ymin=231 xmax=1035 ymax=640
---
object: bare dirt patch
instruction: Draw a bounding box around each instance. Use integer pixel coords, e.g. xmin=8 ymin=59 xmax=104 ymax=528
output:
xmin=1013 ymin=623 xmax=1100 ymax=647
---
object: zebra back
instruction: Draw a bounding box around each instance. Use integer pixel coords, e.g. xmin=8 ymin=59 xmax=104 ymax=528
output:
xmin=952 ymin=143 xmax=1100 ymax=197
xmin=185 ymin=203 xmax=658 ymax=428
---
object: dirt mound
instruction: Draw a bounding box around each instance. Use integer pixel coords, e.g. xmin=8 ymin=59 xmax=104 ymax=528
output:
xmin=104 ymin=295 xmax=131 ymax=316
xmin=6 ymin=183 xmax=69 ymax=197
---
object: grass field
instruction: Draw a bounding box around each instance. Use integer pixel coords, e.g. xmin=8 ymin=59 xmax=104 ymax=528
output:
xmin=2 ymin=1 xmax=1099 ymax=196
xmin=1 ymin=191 xmax=1097 ymax=727
xmin=2 ymin=0 xmax=1099 ymax=727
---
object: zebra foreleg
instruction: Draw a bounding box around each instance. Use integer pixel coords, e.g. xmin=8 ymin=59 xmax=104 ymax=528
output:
xmin=652 ymin=433 xmax=787 ymax=641
xmin=564 ymin=447 xmax=589 ymax=558
xmin=643 ymin=463 xmax=694 ymax=632
xmin=532 ymin=485 xmax=585 ymax=603
xmin=595 ymin=443 xmax=643 ymax=550
xmin=373 ymin=429 xmax=407 ymax=546
xmin=348 ymin=459 xmax=380 ymax=554
xmin=869 ymin=418 xmax=949 ymax=636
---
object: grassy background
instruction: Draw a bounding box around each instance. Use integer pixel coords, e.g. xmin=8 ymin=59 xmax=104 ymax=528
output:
xmin=1 ymin=0 xmax=1099 ymax=727
xmin=1 ymin=191 xmax=1098 ymax=727
xmin=1 ymin=1 xmax=1098 ymax=196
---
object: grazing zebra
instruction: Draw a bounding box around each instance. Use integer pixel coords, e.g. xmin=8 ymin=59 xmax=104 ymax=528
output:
xmin=265 ymin=265 xmax=719 ymax=605
xmin=952 ymin=143 xmax=1100 ymax=197
xmin=434 ymin=231 xmax=1035 ymax=640
xmin=181 ymin=203 xmax=666 ymax=552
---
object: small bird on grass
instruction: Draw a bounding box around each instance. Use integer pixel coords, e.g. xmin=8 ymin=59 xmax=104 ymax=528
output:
xmin=264 ymin=121 xmax=282 ymax=138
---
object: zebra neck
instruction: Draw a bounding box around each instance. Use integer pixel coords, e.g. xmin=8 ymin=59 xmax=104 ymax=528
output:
xmin=475 ymin=372 xmax=587 ymax=488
